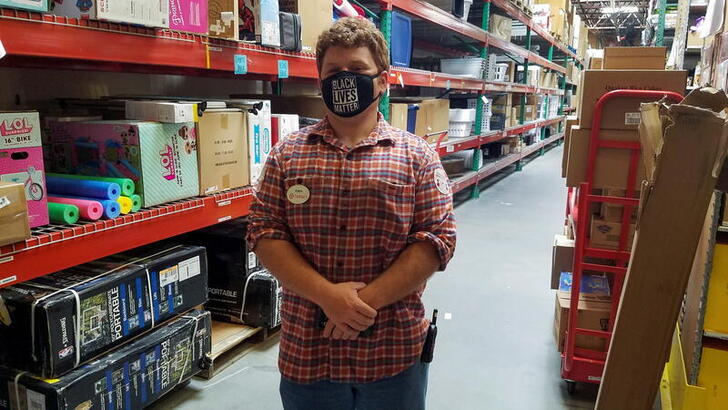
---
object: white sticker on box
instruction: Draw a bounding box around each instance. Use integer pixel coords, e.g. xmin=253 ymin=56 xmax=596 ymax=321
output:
xmin=159 ymin=266 xmax=178 ymax=288
xmin=624 ymin=112 xmax=641 ymax=125
xmin=0 ymin=196 xmax=9 ymax=210
xmin=178 ymin=256 xmax=201 ymax=281
xmin=247 ymin=252 xmax=257 ymax=270
xmin=26 ymin=389 xmax=46 ymax=410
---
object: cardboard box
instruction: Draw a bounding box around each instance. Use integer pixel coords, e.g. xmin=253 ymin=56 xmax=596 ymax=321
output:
xmin=554 ymin=293 xmax=611 ymax=353
xmin=601 ymin=187 xmax=639 ymax=222
xmin=196 ymin=109 xmax=250 ymax=196
xmin=0 ymin=310 xmax=211 ymax=409
xmin=53 ymin=0 xmax=169 ymax=27
xmin=271 ymin=114 xmax=300 ymax=146
xmin=415 ymin=99 xmax=449 ymax=141
xmin=257 ymin=94 xmax=327 ymax=119
xmin=234 ymin=100 xmax=271 ymax=186
xmin=577 ymin=70 xmax=687 ymax=130
xmin=0 ymin=182 xmax=30 ymax=247
xmin=169 ymin=0 xmax=208 ymax=33
xmin=125 ymin=100 xmax=198 ymax=123
xmin=0 ymin=0 xmax=47 ymax=12
xmin=566 ymin=126 xmax=646 ymax=189
xmin=210 ymin=269 xmax=282 ymax=328
xmin=590 ymin=217 xmax=636 ymax=250
xmin=562 ymin=116 xmax=578 ymax=178
xmin=551 ymin=234 xmax=574 ymax=290
xmin=489 ymin=13 xmax=512 ymax=42
xmin=589 ymin=57 xmax=603 ymax=69
xmin=0 ymin=111 xmax=49 ymax=228
xmin=603 ymin=47 xmax=666 ymax=70
xmin=0 ymin=245 xmax=208 ymax=378
xmin=279 ymin=0 xmax=332 ymax=53
xmin=389 ymin=103 xmax=410 ymax=131
xmin=558 ymin=271 xmax=611 ymax=302
xmin=46 ymin=120 xmax=199 ymax=207
xmin=239 ymin=0 xmax=280 ymax=47
xmin=208 ymin=0 xmax=239 ymax=40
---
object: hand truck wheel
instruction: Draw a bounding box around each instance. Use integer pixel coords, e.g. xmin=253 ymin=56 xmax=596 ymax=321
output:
xmin=566 ymin=380 xmax=577 ymax=395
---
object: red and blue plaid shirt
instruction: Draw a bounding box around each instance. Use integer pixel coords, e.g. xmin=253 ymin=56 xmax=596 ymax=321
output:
xmin=247 ymin=115 xmax=456 ymax=384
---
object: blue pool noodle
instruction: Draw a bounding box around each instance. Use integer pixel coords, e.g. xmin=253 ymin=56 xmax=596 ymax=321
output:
xmin=46 ymin=176 xmax=121 ymax=200
xmin=52 ymin=195 xmax=121 ymax=219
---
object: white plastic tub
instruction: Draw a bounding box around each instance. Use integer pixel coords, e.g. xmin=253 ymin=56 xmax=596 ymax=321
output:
xmin=441 ymin=58 xmax=486 ymax=78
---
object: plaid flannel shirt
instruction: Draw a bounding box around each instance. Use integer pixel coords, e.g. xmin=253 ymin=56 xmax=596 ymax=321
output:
xmin=247 ymin=115 xmax=456 ymax=384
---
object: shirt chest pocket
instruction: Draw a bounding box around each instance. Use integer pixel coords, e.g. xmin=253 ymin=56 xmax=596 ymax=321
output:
xmin=364 ymin=179 xmax=416 ymax=228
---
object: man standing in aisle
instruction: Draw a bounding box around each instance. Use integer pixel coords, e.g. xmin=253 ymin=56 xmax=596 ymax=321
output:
xmin=247 ymin=17 xmax=456 ymax=410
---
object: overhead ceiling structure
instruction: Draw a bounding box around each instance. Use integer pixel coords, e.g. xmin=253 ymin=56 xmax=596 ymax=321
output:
xmin=573 ymin=0 xmax=650 ymax=31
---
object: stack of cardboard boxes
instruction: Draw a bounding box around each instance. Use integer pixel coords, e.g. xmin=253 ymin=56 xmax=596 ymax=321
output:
xmin=553 ymin=46 xmax=687 ymax=352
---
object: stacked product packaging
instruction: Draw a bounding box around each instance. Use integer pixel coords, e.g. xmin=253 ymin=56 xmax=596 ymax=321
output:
xmin=178 ymin=218 xmax=282 ymax=329
xmin=0 ymin=245 xmax=212 ymax=408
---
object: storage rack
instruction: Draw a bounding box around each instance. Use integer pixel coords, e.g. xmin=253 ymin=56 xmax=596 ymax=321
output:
xmin=0 ymin=0 xmax=581 ymax=287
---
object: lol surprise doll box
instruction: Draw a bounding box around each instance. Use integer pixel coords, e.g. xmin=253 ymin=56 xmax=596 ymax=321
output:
xmin=46 ymin=120 xmax=199 ymax=208
xmin=0 ymin=111 xmax=49 ymax=228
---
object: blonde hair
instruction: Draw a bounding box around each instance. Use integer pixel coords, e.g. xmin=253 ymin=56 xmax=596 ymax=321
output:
xmin=316 ymin=17 xmax=390 ymax=74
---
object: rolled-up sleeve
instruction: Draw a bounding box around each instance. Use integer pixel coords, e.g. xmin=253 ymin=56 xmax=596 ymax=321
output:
xmin=407 ymin=149 xmax=456 ymax=271
xmin=247 ymin=150 xmax=292 ymax=250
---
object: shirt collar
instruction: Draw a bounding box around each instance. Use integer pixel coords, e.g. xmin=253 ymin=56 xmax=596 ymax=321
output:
xmin=307 ymin=113 xmax=397 ymax=147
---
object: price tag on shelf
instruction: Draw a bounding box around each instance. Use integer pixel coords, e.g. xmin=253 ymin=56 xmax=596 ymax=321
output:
xmin=234 ymin=54 xmax=248 ymax=75
xmin=398 ymin=73 xmax=404 ymax=87
xmin=445 ymin=80 xmax=451 ymax=89
xmin=481 ymin=95 xmax=488 ymax=104
xmin=447 ymin=145 xmax=455 ymax=153
xmin=278 ymin=60 xmax=289 ymax=79
xmin=0 ymin=39 xmax=5 ymax=61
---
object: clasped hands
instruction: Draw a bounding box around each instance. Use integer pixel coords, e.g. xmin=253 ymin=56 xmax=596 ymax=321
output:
xmin=319 ymin=281 xmax=378 ymax=340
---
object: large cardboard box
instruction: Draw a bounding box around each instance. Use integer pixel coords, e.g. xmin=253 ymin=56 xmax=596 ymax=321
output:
xmin=566 ymin=126 xmax=645 ymax=189
xmin=197 ymin=109 xmax=250 ymax=195
xmin=239 ymin=0 xmax=280 ymax=47
xmin=600 ymin=187 xmax=639 ymax=222
xmin=279 ymin=0 xmax=332 ymax=53
xmin=577 ymin=70 xmax=687 ymax=130
xmin=558 ymin=272 xmax=611 ymax=302
xmin=236 ymin=100 xmax=271 ymax=186
xmin=588 ymin=57 xmax=603 ymax=69
xmin=0 ymin=310 xmax=211 ymax=409
xmin=0 ymin=111 xmax=49 ymax=228
xmin=554 ymin=293 xmax=611 ymax=353
xmin=590 ymin=217 xmax=636 ymax=250
xmin=603 ymin=47 xmax=666 ymax=70
xmin=489 ymin=13 xmax=512 ymax=42
xmin=46 ymin=120 xmax=200 ymax=208
xmin=0 ymin=245 xmax=208 ymax=378
xmin=271 ymin=114 xmax=300 ymax=146
xmin=415 ymin=99 xmax=449 ymax=142
xmin=53 ymin=0 xmax=169 ymax=27
xmin=551 ymin=234 xmax=574 ymax=290
xmin=125 ymin=100 xmax=198 ymax=123
xmin=389 ymin=103 xmax=411 ymax=132
xmin=562 ymin=116 xmax=579 ymax=178
xmin=0 ymin=182 xmax=30 ymax=247
xmin=208 ymin=0 xmax=238 ymax=40
xmin=169 ymin=0 xmax=209 ymax=33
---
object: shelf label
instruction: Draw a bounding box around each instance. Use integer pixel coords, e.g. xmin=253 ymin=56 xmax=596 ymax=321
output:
xmin=0 ymin=256 xmax=12 ymax=265
xmin=0 ymin=275 xmax=16 ymax=286
xmin=234 ymin=54 xmax=248 ymax=75
xmin=0 ymin=40 xmax=5 ymax=61
xmin=278 ymin=60 xmax=289 ymax=79
xmin=398 ymin=73 xmax=404 ymax=87
xmin=445 ymin=80 xmax=451 ymax=89
xmin=218 ymin=215 xmax=232 ymax=223
xmin=447 ymin=145 xmax=455 ymax=153
xmin=217 ymin=200 xmax=232 ymax=207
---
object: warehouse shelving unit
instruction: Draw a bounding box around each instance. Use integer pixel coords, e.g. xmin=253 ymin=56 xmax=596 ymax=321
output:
xmin=0 ymin=0 xmax=580 ymax=288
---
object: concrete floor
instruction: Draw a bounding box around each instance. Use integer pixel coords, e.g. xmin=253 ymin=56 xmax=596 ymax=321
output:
xmin=153 ymin=144 xmax=599 ymax=410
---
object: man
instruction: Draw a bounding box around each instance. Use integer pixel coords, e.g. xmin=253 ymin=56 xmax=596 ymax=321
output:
xmin=247 ymin=17 xmax=456 ymax=410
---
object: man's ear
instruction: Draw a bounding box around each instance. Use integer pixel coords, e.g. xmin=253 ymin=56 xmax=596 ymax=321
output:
xmin=378 ymin=70 xmax=389 ymax=92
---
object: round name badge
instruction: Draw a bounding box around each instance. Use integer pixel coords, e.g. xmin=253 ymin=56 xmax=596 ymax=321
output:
xmin=434 ymin=169 xmax=451 ymax=195
xmin=287 ymin=184 xmax=310 ymax=204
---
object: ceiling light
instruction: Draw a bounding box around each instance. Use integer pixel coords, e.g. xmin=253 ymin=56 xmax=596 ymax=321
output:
xmin=601 ymin=6 xmax=640 ymax=13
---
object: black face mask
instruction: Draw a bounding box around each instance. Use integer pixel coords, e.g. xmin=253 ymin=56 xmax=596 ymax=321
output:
xmin=321 ymin=71 xmax=382 ymax=118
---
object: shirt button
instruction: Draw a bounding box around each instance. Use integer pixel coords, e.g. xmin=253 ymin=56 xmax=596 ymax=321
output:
xmin=346 ymin=153 xmax=354 ymax=160
xmin=337 ymin=261 xmax=344 ymax=268
xmin=339 ymin=225 xmax=346 ymax=231
xmin=342 ymin=189 xmax=350 ymax=195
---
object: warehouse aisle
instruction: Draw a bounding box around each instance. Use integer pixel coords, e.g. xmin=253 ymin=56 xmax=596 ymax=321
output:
xmin=153 ymin=143 xmax=597 ymax=410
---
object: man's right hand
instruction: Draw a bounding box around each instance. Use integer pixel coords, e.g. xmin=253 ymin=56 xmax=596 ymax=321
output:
xmin=319 ymin=282 xmax=377 ymax=334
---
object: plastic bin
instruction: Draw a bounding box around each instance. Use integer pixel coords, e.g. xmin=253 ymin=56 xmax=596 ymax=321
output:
xmin=441 ymin=58 xmax=486 ymax=78
xmin=391 ymin=12 xmax=412 ymax=67
xmin=407 ymin=104 xmax=419 ymax=134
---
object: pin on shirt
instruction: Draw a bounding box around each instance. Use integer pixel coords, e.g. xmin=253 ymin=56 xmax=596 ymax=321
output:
xmin=434 ymin=169 xmax=451 ymax=195
xmin=287 ymin=184 xmax=311 ymax=204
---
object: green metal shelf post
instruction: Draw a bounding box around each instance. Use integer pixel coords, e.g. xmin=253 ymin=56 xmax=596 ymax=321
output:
xmin=470 ymin=148 xmax=482 ymax=199
xmin=379 ymin=8 xmax=392 ymax=121
xmin=474 ymin=0 xmax=491 ymax=137
xmin=516 ymin=27 xmax=532 ymax=172
xmin=656 ymin=0 xmax=667 ymax=46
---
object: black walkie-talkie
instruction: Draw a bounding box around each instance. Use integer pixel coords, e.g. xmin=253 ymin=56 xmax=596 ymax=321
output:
xmin=421 ymin=309 xmax=438 ymax=363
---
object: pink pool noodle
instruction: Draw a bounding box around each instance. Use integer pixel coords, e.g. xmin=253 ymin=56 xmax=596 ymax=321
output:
xmin=48 ymin=196 xmax=103 ymax=221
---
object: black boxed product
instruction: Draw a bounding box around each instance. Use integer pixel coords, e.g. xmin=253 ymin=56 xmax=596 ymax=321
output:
xmin=210 ymin=269 xmax=282 ymax=329
xmin=0 ymin=245 xmax=208 ymax=378
xmin=0 ymin=310 xmax=211 ymax=410
xmin=177 ymin=218 xmax=262 ymax=314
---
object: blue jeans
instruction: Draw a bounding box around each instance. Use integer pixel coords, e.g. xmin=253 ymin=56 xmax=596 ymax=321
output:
xmin=279 ymin=361 xmax=430 ymax=410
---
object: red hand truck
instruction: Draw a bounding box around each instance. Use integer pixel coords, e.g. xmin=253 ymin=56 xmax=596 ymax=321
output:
xmin=561 ymin=89 xmax=684 ymax=394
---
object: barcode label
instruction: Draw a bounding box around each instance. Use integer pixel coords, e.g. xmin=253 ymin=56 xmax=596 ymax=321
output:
xmin=159 ymin=266 xmax=178 ymax=288
xmin=26 ymin=389 xmax=46 ymax=410
xmin=247 ymin=252 xmax=258 ymax=270
xmin=625 ymin=112 xmax=641 ymax=124
xmin=178 ymin=256 xmax=201 ymax=281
